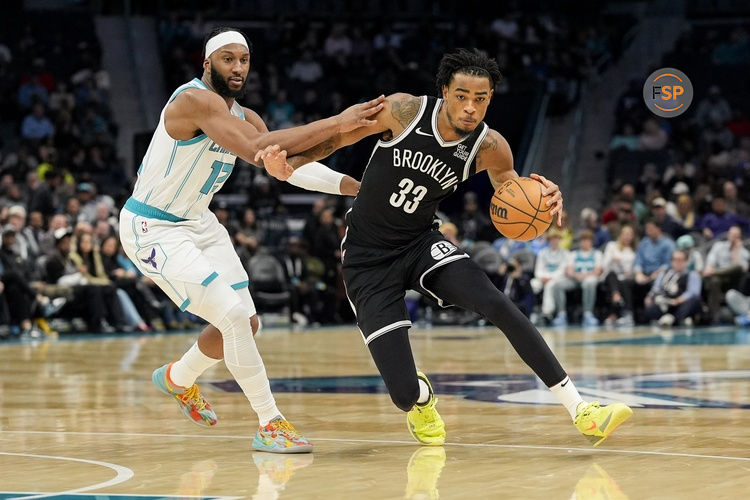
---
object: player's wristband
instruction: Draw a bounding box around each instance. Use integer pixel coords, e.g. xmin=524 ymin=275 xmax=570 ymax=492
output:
xmin=286 ymin=161 xmax=344 ymax=195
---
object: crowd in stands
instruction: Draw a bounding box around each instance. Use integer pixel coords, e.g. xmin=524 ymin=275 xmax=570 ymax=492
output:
xmin=0 ymin=5 xmax=640 ymax=338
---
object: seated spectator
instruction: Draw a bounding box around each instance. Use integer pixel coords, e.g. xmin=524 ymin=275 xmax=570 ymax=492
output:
xmin=532 ymin=230 xmax=568 ymax=323
xmin=644 ymin=249 xmax=702 ymax=326
xmin=671 ymin=193 xmax=700 ymax=234
xmin=459 ymin=192 xmax=492 ymax=243
xmin=491 ymin=257 xmax=534 ymax=317
xmin=0 ymin=226 xmax=46 ymax=336
xmin=580 ymin=207 xmax=610 ymax=248
xmin=700 ymin=197 xmax=749 ymax=240
xmin=100 ymin=235 xmax=163 ymax=331
xmin=722 ymin=181 xmax=750 ymax=218
xmin=551 ymin=230 xmax=603 ymax=327
xmin=602 ymin=225 xmax=637 ymax=326
xmin=676 ymin=234 xmax=705 ymax=273
xmin=279 ymin=236 xmax=330 ymax=325
xmin=638 ymin=119 xmax=668 ymax=151
xmin=44 ymin=228 xmax=119 ymax=332
xmin=725 ymin=288 xmax=750 ymax=326
xmin=21 ymin=103 xmax=55 ymax=142
xmin=288 ymin=50 xmax=323 ymax=85
xmin=703 ymin=225 xmax=749 ymax=324
xmin=695 ymin=86 xmax=731 ymax=127
xmin=635 ymin=221 xmax=675 ymax=286
xmin=609 ymin=122 xmax=639 ymax=150
xmin=649 ymin=197 xmax=684 ymax=239
xmin=70 ymin=232 xmax=137 ymax=331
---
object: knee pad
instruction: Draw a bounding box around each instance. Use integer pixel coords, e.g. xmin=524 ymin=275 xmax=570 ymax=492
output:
xmin=184 ymin=279 xmax=244 ymax=326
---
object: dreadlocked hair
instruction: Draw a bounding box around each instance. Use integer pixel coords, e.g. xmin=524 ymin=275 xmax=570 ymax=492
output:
xmin=435 ymin=48 xmax=502 ymax=95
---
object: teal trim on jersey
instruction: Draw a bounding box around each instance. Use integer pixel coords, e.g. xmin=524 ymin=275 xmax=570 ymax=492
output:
xmin=179 ymin=298 xmax=191 ymax=311
xmin=176 ymin=133 xmax=208 ymax=146
xmin=231 ymin=280 xmax=249 ymax=290
xmin=124 ymin=197 xmax=186 ymax=222
xmin=201 ymin=271 xmax=219 ymax=286
xmin=163 ymin=142 xmax=179 ymax=177
xmin=137 ymin=163 xmax=144 ymax=174
xmin=168 ymin=79 xmax=206 ymax=104
xmin=164 ymin=141 xmax=212 ymax=212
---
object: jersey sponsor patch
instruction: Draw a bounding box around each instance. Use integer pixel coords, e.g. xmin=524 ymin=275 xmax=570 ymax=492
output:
xmin=430 ymin=241 xmax=457 ymax=260
xmin=453 ymin=143 xmax=470 ymax=161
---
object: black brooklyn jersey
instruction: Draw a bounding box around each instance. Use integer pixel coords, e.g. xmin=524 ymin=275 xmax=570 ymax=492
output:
xmin=346 ymin=96 xmax=489 ymax=249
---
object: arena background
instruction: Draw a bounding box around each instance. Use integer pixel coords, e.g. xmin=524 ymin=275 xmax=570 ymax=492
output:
xmin=0 ymin=1 xmax=749 ymax=498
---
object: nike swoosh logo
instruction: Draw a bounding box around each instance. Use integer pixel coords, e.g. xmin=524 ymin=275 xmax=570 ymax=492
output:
xmin=415 ymin=127 xmax=433 ymax=137
xmin=561 ymin=378 xmax=569 ymax=387
xmin=586 ymin=421 xmax=597 ymax=431
xmin=598 ymin=413 xmax=613 ymax=432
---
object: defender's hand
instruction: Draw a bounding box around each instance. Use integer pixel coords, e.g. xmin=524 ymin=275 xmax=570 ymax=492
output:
xmin=336 ymin=95 xmax=386 ymax=133
xmin=530 ymin=173 xmax=563 ymax=226
xmin=255 ymin=144 xmax=293 ymax=181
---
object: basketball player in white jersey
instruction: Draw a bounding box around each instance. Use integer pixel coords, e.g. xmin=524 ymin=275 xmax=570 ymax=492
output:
xmin=119 ymin=27 xmax=384 ymax=454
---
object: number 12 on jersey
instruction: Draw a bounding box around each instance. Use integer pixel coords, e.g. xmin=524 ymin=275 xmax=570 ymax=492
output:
xmin=389 ymin=178 xmax=427 ymax=214
xmin=200 ymin=160 xmax=234 ymax=195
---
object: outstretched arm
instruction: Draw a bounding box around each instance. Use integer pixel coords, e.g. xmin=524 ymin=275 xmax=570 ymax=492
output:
xmin=285 ymin=92 xmax=421 ymax=168
xmin=475 ymin=129 xmax=564 ymax=225
xmin=165 ymin=89 xmax=385 ymax=167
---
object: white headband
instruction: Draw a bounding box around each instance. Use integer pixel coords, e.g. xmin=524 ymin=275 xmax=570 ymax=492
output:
xmin=205 ymin=31 xmax=249 ymax=58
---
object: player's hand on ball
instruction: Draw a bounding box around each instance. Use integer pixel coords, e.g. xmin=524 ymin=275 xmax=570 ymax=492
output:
xmin=256 ymin=144 xmax=294 ymax=181
xmin=530 ymin=173 xmax=564 ymax=226
xmin=337 ymin=95 xmax=386 ymax=133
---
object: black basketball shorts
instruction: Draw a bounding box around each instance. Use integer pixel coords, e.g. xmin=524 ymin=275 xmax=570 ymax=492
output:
xmin=341 ymin=230 xmax=469 ymax=344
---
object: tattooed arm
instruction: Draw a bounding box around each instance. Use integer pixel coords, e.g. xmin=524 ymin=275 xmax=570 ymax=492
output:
xmin=476 ymin=128 xmax=564 ymax=224
xmin=287 ymin=93 xmax=422 ymax=168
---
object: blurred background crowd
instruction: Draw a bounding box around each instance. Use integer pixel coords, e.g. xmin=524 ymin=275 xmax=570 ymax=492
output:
xmin=0 ymin=0 xmax=748 ymax=338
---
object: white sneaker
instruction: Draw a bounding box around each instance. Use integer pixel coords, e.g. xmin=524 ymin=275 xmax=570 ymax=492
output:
xmin=658 ymin=313 xmax=675 ymax=327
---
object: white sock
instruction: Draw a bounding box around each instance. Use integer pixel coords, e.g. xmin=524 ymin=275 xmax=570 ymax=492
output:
xmin=169 ymin=342 xmax=221 ymax=388
xmin=417 ymin=378 xmax=430 ymax=404
xmin=549 ymin=376 xmax=585 ymax=420
xmin=218 ymin=303 xmax=282 ymax=426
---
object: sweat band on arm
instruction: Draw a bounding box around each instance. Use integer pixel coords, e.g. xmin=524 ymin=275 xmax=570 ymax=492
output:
xmin=286 ymin=161 xmax=345 ymax=195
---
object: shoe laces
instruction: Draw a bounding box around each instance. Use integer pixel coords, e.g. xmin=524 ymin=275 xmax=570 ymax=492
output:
xmin=177 ymin=385 xmax=207 ymax=411
xmin=576 ymin=401 xmax=601 ymax=421
xmin=416 ymin=398 xmax=440 ymax=422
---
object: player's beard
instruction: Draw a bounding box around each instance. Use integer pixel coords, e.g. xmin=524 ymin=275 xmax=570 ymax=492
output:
xmin=210 ymin=66 xmax=247 ymax=99
xmin=445 ymin=107 xmax=473 ymax=137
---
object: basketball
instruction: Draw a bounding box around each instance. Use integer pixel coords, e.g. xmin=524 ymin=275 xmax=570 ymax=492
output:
xmin=490 ymin=177 xmax=554 ymax=241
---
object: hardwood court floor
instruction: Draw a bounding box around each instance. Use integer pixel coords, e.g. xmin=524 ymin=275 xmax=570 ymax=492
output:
xmin=1 ymin=324 xmax=749 ymax=499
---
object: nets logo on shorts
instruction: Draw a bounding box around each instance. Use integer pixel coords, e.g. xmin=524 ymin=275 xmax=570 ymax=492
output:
xmin=430 ymin=241 xmax=457 ymax=260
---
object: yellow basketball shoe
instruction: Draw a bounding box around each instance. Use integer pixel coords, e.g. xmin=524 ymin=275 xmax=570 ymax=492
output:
xmin=574 ymin=401 xmax=632 ymax=447
xmin=572 ymin=463 xmax=629 ymax=500
xmin=407 ymin=372 xmax=445 ymax=446
xmin=405 ymin=447 xmax=447 ymax=500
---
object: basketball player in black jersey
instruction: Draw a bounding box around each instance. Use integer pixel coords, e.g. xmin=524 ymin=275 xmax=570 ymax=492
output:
xmin=259 ymin=49 xmax=632 ymax=447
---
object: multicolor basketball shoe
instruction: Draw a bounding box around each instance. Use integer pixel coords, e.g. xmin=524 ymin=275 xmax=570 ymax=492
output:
xmin=152 ymin=363 xmax=218 ymax=427
xmin=574 ymin=401 xmax=633 ymax=447
xmin=407 ymin=371 xmax=446 ymax=446
xmin=252 ymin=416 xmax=313 ymax=454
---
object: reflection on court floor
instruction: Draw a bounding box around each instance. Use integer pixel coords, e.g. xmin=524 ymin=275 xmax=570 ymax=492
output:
xmin=0 ymin=325 xmax=748 ymax=498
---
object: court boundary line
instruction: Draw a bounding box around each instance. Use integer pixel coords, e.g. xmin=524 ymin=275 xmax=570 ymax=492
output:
xmin=0 ymin=451 xmax=134 ymax=500
xmin=2 ymin=430 xmax=748 ymax=463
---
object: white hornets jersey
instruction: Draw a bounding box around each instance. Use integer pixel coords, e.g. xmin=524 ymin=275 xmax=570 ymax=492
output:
xmin=126 ymin=78 xmax=245 ymax=222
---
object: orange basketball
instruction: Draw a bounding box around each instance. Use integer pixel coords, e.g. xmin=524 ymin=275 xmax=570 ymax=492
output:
xmin=489 ymin=177 xmax=554 ymax=241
